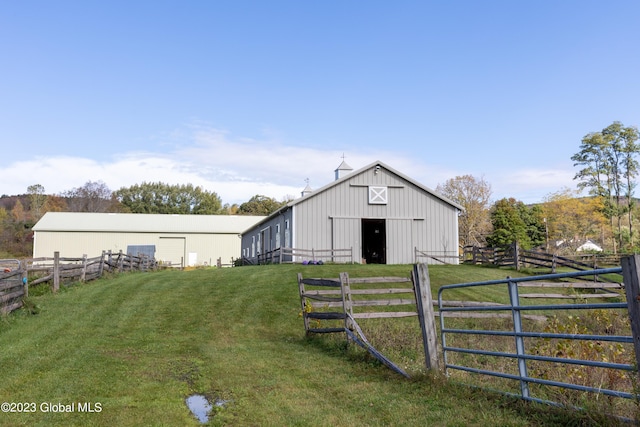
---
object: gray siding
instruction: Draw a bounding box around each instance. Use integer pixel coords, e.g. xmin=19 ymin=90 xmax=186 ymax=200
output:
xmin=241 ymin=162 xmax=460 ymax=265
xmin=293 ymin=167 xmax=459 ymax=264
xmin=240 ymin=209 xmax=294 ymax=262
xmin=331 ymin=217 xmax=360 ymax=261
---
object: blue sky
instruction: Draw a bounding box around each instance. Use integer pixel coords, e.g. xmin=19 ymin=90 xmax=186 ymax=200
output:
xmin=2 ymin=1 xmax=639 ymax=205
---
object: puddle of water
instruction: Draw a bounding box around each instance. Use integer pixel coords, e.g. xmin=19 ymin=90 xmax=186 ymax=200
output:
xmin=186 ymin=394 xmax=212 ymax=423
xmin=186 ymin=394 xmax=231 ymax=423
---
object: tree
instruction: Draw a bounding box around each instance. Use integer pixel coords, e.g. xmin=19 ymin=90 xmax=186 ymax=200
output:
xmin=223 ymin=203 xmax=240 ymax=215
xmin=436 ymin=175 xmax=492 ymax=248
xmin=42 ymin=195 xmax=67 ymax=213
xmin=618 ymin=125 xmax=640 ymax=246
xmin=541 ymin=188 xmax=607 ymax=252
xmin=62 ymin=180 xmax=117 ymax=212
xmin=114 ymin=182 xmax=223 ymax=214
xmin=1 ymin=201 xmax=33 ymax=256
xmin=11 ymin=199 xmax=26 ymax=223
xmin=27 ymin=184 xmax=47 ymax=221
xmin=486 ymin=198 xmax=544 ymax=249
xmin=572 ymin=121 xmax=640 ymax=252
xmin=238 ymin=195 xmax=286 ymax=216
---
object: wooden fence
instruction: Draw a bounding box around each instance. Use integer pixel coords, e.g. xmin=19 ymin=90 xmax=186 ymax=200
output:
xmin=414 ymin=248 xmax=460 ymax=264
xmin=462 ymin=242 xmax=624 ymax=272
xmin=297 ymin=264 xmax=438 ymax=374
xmin=249 ymin=247 xmax=353 ymax=265
xmin=0 ymin=250 xmax=157 ymax=315
xmin=0 ymin=259 xmax=27 ymax=315
xmin=297 ymin=262 xmax=627 ymax=379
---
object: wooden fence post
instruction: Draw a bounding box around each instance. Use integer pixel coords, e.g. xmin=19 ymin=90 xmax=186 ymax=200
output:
xmin=621 ymin=255 xmax=640 ymax=370
xmin=339 ymin=272 xmax=354 ymax=340
xmin=514 ymin=241 xmax=520 ymax=271
xmin=117 ymin=250 xmax=124 ymax=272
xmin=412 ymin=263 xmax=439 ymax=371
xmin=99 ymin=251 xmax=106 ymax=277
xmin=81 ymin=254 xmax=88 ymax=282
xmin=53 ymin=251 xmax=60 ymax=293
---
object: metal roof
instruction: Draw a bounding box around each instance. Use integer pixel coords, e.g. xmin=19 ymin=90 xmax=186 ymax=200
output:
xmin=247 ymin=160 xmax=464 ymax=230
xmin=32 ymin=212 xmax=266 ymax=234
xmin=286 ymin=160 xmax=462 ymax=210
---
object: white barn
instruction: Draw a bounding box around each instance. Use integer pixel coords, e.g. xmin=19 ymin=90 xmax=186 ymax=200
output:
xmin=241 ymin=160 xmax=463 ymax=265
xmin=32 ymin=212 xmax=265 ymax=267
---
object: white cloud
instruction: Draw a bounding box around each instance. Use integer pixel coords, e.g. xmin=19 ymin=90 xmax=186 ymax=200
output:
xmin=0 ymin=126 xmax=581 ymax=206
xmin=486 ymin=167 xmax=580 ymax=204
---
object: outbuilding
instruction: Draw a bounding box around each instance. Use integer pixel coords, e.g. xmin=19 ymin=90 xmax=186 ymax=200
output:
xmin=32 ymin=212 xmax=265 ymax=267
xmin=240 ymin=160 xmax=463 ymax=265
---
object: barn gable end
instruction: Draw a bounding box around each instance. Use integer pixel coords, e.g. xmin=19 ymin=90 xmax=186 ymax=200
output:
xmin=240 ymin=160 xmax=462 ymax=265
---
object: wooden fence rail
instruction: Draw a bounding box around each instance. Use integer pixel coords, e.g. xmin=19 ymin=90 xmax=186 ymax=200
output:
xmin=297 ymin=264 xmax=628 ymax=377
xmin=462 ymin=242 xmax=625 ymax=272
xmin=414 ymin=248 xmax=460 ymax=265
xmin=0 ymin=250 xmax=158 ymax=314
xmin=253 ymin=247 xmax=353 ymax=265
xmin=298 ymin=264 xmax=439 ymax=373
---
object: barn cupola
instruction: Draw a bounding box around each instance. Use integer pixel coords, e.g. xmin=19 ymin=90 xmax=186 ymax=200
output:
xmin=334 ymin=157 xmax=353 ymax=181
xmin=301 ymin=178 xmax=313 ymax=197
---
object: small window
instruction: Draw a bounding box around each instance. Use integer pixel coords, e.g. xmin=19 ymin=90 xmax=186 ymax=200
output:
xmin=369 ymin=186 xmax=388 ymax=204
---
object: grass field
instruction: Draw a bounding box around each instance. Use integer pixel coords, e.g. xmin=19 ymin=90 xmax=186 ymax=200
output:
xmin=0 ymin=263 xmax=627 ymax=426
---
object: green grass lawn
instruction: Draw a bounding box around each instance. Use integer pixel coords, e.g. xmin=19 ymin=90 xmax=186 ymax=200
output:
xmin=0 ymin=263 xmax=625 ymax=426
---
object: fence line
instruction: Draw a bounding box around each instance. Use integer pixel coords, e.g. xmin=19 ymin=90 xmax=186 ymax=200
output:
xmin=462 ymin=242 xmax=624 ymax=272
xmin=297 ymin=266 xmax=439 ymax=375
xmin=0 ymin=250 xmax=158 ymax=314
xmin=252 ymin=247 xmax=353 ymax=265
xmin=298 ymin=259 xmax=640 ymax=418
xmin=414 ymin=248 xmax=460 ymax=265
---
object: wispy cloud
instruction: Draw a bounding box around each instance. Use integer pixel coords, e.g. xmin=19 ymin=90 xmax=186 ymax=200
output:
xmin=0 ymin=126 xmax=579 ymax=205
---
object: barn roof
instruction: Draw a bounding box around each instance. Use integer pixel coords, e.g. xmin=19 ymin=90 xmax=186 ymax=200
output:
xmin=291 ymin=160 xmax=464 ymax=210
xmin=243 ymin=160 xmax=464 ymax=231
xmin=32 ymin=212 xmax=266 ymax=234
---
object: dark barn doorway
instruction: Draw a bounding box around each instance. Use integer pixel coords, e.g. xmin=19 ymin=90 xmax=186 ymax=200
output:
xmin=362 ymin=219 xmax=386 ymax=264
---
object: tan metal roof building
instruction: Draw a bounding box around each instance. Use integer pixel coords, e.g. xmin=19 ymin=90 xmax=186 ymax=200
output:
xmin=32 ymin=212 xmax=265 ymax=267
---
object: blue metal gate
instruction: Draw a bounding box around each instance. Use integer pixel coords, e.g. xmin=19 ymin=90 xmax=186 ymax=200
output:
xmin=437 ymin=268 xmax=636 ymax=412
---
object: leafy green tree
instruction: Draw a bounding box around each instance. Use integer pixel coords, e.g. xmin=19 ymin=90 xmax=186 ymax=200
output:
xmin=572 ymin=121 xmax=640 ymax=252
xmin=238 ymin=195 xmax=286 ymax=216
xmin=486 ymin=198 xmax=544 ymax=250
xmin=114 ymin=182 xmax=223 ymax=214
xmin=618 ymin=125 xmax=640 ymax=245
xmin=436 ymin=175 xmax=492 ymax=247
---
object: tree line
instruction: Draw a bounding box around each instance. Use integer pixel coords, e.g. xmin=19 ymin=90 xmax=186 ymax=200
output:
xmin=0 ymin=182 xmax=289 ymax=257
xmin=437 ymin=121 xmax=639 ymax=255
xmin=2 ymin=120 xmax=637 ymax=258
